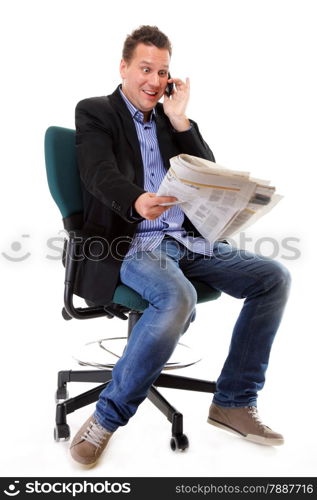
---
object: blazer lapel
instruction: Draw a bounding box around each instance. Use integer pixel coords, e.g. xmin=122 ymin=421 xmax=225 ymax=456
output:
xmin=108 ymin=88 xmax=177 ymax=184
xmin=109 ymin=87 xmax=144 ymax=186
xmin=155 ymin=108 xmax=178 ymax=171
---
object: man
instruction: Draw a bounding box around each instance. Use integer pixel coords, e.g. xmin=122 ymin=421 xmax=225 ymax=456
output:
xmin=70 ymin=26 xmax=291 ymax=466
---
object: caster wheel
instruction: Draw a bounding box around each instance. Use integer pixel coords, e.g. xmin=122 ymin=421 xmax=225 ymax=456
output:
xmin=170 ymin=434 xmax=189 ymax=451
xmin=54 ymin=424 xmax=70 ymax=442
xmin=62 ymin=308 xmax=72 ymax=320
xmin=55 ymin=389 xmax=69 ymax=403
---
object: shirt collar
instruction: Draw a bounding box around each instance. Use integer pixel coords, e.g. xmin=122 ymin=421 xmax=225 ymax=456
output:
xmin=119 ymin=86 xmax=156 ymax=124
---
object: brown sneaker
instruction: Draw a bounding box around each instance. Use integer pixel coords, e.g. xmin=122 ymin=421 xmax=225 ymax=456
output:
xmin=70 ymin=415 xmax=113 ymax=466
xmin=207 ymin=403 xmax=284 ymax=446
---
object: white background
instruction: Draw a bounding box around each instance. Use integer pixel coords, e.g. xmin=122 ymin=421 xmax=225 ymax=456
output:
xmin=1 ymin=0 xmax=316 ymax=478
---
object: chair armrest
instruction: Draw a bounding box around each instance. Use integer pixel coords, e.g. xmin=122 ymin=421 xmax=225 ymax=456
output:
xmin=63 ymin=234 xmax=110 ymax=320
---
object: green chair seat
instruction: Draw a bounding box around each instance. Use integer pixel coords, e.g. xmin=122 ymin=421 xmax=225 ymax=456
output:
xmin=113 ymin=280 xmax=221 ymax=312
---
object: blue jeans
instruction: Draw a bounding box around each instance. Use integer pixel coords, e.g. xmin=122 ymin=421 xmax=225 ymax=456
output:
xmin=94 ymin=238 xmax=291 ymax=432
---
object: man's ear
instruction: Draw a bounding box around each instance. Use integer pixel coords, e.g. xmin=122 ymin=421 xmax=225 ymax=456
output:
xmin=119 ymin=59 xmax=127 ymax=79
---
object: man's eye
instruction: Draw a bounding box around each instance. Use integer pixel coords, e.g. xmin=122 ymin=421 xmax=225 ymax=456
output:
xmin=142 ymin=68 xmax=150 ymax=73
xmin=159 ymin=71 xmax=167 ymax=76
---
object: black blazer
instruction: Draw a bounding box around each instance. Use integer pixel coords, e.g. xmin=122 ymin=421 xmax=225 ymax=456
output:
xmin=74 ymin=85 xmax=215 ymax=305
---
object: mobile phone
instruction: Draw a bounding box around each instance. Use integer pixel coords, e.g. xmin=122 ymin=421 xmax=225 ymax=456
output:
xmin=165 ymin=72 xmax=174 ymax=97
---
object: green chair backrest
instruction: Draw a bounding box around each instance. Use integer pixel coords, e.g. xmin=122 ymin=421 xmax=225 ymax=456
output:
xmin=44 ymin=126 xmax=83 ymax=219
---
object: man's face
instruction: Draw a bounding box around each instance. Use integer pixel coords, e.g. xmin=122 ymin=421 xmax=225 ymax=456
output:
xmin=120 ymin=43 xmax=170 ymax=119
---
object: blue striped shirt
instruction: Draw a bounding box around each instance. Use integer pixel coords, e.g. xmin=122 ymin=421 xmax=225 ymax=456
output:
xmin=119 ymin=88 xmax=213 ymax=257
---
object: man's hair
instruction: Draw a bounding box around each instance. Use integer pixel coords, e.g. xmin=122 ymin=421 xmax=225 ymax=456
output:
xmin=122 ymin=25 xmax=172 ymax=63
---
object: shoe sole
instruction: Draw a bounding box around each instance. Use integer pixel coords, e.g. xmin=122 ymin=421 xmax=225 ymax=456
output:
xmin=207 ymin=417 xmax=284 ymax=446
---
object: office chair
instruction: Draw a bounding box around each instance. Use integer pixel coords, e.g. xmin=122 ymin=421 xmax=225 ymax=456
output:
xmin=45 ymin=125 xmax=220 ymax=451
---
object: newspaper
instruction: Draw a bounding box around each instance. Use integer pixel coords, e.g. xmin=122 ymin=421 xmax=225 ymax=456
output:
xmin=157 ymin=154 xmax=282 ymax=244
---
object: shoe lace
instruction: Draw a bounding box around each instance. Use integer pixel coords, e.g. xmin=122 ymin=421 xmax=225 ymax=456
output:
xmin=247 ymin=406 xmax=268 ymax=429
xmin=82 ymin=420 xmax=110 ymax=448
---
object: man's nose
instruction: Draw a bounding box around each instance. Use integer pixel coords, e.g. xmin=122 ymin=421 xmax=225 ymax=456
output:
xmin=147 ymin=73 xmax=160 ymax=88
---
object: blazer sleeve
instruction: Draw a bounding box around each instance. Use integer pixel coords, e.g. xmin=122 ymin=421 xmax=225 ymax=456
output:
xmin=75 ymin=98 xmax=145 ymax=223
xmin=173 ymin=119 xmax=216 ymax=162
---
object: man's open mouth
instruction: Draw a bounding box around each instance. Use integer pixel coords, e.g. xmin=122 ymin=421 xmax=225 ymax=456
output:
xmin=143 ymin=90 xmax=158 ymax=96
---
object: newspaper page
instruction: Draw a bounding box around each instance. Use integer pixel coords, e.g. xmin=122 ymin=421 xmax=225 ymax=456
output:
xmin=157 ymin=154 xmax=282 ymax=244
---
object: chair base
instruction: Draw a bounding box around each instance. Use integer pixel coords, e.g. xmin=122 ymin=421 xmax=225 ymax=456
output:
xmin=54 ymin=311 xmax=216 ymax=451
xmin=54 ymin=369 xmax=216 ymax=451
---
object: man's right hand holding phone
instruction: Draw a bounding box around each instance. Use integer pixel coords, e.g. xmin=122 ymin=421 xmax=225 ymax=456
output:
xmin=163 ymin=76 xmax=191 ymax=132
